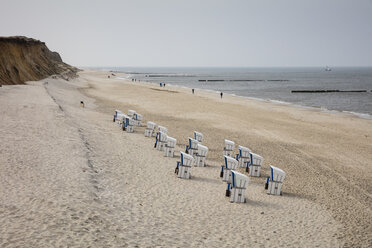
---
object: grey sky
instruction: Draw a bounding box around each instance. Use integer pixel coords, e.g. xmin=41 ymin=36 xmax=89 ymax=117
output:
xmin=1 ymin=0 xmax=372 ymax=67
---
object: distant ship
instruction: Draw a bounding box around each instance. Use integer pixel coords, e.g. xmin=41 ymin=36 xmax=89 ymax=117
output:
xmin=325 ymin=66 xmax=332 ymax=71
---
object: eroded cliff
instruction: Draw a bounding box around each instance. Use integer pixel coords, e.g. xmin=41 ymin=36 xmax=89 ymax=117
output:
xmin=0 ymin=36 xmax=77 ymax=85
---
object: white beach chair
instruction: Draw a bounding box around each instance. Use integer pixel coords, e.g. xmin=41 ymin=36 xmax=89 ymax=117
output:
xmin=155 ymin=131 xmax=168 ymax=151
xmin=194 ymin=131 xmax=204 ymax=143
xmin=128 ymin=109 xmax=136 ymax=118
xmin=116 ymin=113 xmax=126 ymax=126
xmin=113 ymin=109 xmax=123 ymax=122
xmin=133 ymin=113 xmax=143 ymax=126
xmin=246 ymin=152 xmax=264 ymax=177
xmin=265 ymin=165 xmax=286 ymax=195
xmin=186 ymin=137 xmax=199 ymax=157
xmin=221 ymin=155 xmax=239 ymax=183
xmin=145 ymin=121 xmax=157 ymax=137
xmin=195 ymin=144 xmax=208 ymax=167
xmin=123 ymin=116 xmax=135 ymax=133
xmin=236 ymin=145 xmax=251 ymax=168
xmin=175 ymin=152 xmax=194 ymax=179
xmin=223 ymin=139 xmax=235 ymax=157
xmin=229 ymin=170 xmax=249 ymax=203
xmin=164 ymin=136 xmax=177 ymax=157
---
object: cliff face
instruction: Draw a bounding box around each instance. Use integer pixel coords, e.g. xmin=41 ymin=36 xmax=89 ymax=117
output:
xmin=0 ymin=36 xmax=78 ymax=85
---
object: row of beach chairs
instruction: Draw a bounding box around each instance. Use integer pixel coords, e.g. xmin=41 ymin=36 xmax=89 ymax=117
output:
xmin=113 ymin=109 xmax=286 ymax=203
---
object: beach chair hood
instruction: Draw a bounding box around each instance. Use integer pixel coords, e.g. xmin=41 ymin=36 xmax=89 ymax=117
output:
xmin=270 ymin=165 xmax=286 ymax=182
xmin=158 ymin=126 xmax=167 ymax=133
xmin=194 ymin=131 xmax=203 ymax=142
xmin=225 ymin=139 xmax=235 ymax=150
xmin=231 ymin=170 xmax=249 ymax=188
xmin=197 ymin=144 xmax=208 ymax=156
xmin=249 ymin=152 xmax=264 ymax=166
xmin=180 ymin=152 xmax=194 ymax=166
xmin=238 ymin=145 xmax=251 ymax=158
xmin=224 ymin=155 xmax=238 ymax=169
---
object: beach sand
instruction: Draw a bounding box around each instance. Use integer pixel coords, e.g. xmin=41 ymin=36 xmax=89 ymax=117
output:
xmin=0 ymin=70 xmax=371 ymax=247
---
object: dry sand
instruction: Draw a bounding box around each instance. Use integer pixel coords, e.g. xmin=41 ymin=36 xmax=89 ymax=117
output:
xmin=0 ymin=69 xmax=371 ymax=247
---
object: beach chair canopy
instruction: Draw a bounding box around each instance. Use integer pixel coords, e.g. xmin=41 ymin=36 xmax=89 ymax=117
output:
xmin=224 ymin=155 xmax=238 ymax=169
xmin=128 ymin=110 xmax=136 ymax=117
xmin=134 ymin=113 xmax=143 ymax=121
xmin=114 ymin=110 xmax=123 ymax=116
xmin=158 ymin=131 xmax=168 ymax=142
xmin=197 ymin=144 xmax=208 ymax=156
xmin=158 ymin=126 xmax=167 ymax=133
xmin=167 ymin=136 xmax=177 ymax=147
xmin=147 ymin=121 xmax=157 ymax=129
xmin=231 ymin=170 xmax=249 ymax=188
xmin=188 ymin=137 xmax=199 ymax=149
xmin=194 ymin=131 xmax=203 ymax=142
xmin=238 ymin=145 xmax=251 ymax=158
xmin=225 ymin=139 xmax=235 ymax=150
xmin=270 ymin=165 xmax=286 ymax=182
xmin=117 ymin=113 xmax=126 ymax=121
xmin=125 ymin=117 xmax=136 ymax=126
xmin=180 ymin=152 xmax=194 ymax=166
xmin=250 ymin=152 xmax=264 ymax=166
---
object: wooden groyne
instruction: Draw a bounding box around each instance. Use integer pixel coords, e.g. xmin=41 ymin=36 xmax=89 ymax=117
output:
xmin=198 ymin=79 xmax=289 ymax=82
xmin=291 ymin=90 xmax=368 ymax=93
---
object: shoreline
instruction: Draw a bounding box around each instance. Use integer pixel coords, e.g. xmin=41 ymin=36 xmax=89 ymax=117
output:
xmin=115 ymin=73 xmax=372 ymax=120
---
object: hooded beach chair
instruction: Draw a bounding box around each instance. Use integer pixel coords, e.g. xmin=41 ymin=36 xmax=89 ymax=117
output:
xmin=128 ymin=109 xmax=136 ymax=118
xmin=145 ymin=121 xmax=157 ymax=137
xmin=246 ymin=152 xmax=264 ymax=177
xmin=133 ymin=113 xmax=143 ymax=126
xmin=228 ymin=170 xmax=249 ymax=203
xmin=175 ymin=152 xmax=194 ymax=179
xmin=164 ymin=136 xmax=177 ymax=157
xmin=116 ymin=113 xmax=126 ymax=126
xmin=236 ymin=145 xmax=251 ymax=168
xmin=113 ymin=109 xmax=123 ymax=122
xmin=223 ymin=139 xmax=235 ymax=157
xmin=185 ymin=137 xmax=199 ymax=157
xmin=221 ymin=155 xmax=239 ymax=182
xmin=195 ymin=144 xmax=208 ymax=167
xmin=265 ymin=166 xmax=286 ymax=195
xmin=194 ymin=131 xmax=203 ymax=143
xmin=123 ymin=116 xmax=135 ymax=133
xmin=155 ymin=131 xmax=168 ymax=151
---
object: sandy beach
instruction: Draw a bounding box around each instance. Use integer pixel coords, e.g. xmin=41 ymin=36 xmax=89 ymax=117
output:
xmin=0 ymin=70 xmax=371 ymax=247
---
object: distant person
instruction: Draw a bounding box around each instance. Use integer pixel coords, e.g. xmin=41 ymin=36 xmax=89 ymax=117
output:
xmin=160 ymin=82 xmax=162 ymax=87
xmin=163 ymin=83 xmax=166 ymax=87
xmin=192 ymin=89 xmax=195 ymax=94
xmin=220 ymin=92 xmax=223 ymax=99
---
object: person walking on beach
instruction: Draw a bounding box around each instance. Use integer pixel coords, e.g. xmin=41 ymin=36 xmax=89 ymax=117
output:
xmin=220 ymin=92 xmax=223 ymax=99
xmin=192 ymin=89 xmax=195 ymax=94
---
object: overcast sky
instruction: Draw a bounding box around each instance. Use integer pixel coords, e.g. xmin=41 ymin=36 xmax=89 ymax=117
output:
xmin=1 ymin=0 xmax=372 ymax=67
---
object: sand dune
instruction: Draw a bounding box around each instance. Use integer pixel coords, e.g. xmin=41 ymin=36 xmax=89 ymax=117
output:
xmin=0 ymin=70 xmax=371 ymax=247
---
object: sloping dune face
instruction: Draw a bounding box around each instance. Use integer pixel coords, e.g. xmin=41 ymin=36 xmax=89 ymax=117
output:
xmin=0 ymin=36 xmax=77 ymax=85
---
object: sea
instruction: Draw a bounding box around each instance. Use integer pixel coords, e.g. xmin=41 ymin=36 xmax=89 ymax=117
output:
xmin=99 ymin=67 xmax=372 ymax=119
